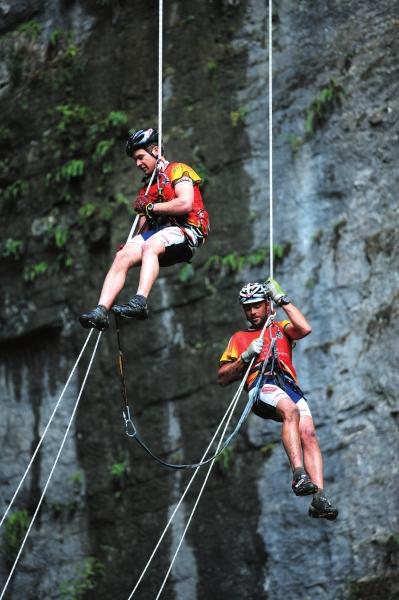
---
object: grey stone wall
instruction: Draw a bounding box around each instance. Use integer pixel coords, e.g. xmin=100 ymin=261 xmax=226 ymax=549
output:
xmin=0 ymin=1 xmax=398 ymax=598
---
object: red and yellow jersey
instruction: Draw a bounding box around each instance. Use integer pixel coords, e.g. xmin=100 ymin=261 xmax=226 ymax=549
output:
xmin=138 ymin=162 xmax=209 ymax=237
xmin=219 ymin=321 xmax=297 ymax=390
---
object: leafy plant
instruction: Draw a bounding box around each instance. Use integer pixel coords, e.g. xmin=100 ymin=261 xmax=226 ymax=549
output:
xmin=207 ymin=252 xmax=245 ymax=273
xmin=286 ymin=134 xmax=304 ymax=153
xmin=78 ymin=202 xmax=96 ymax=221
xmin=207 ymin=59 xmax=218 ymax=75
xmin=2 ymin=509 xmax=29 ymax=564
xmin=273 ymin=243 xmax=290 ymax=261
xmin=101 ymin=162 xmax=113 ymax=174
xmin=23 ymin=261 xmax=48 ymax=282
xmin=179 ymin=263 xmax=195 ymax=283
xmin=2 ymin=238 xmax=23 ymax=260
xmin=47 ymin=159 xmax=85 ymax=185
xmin=49 ymin=499 xmax=79 ymax=518
xmin=93 ymin=139 xmax=115 ymax=162
xmin=53 ymin=103 xmax=93 ymax=133
xmin=305 ymin=79 xmax=344 ymax=136
xmin=215 ymin=446 xmax=234 ymax=471
xmin=18 ymin=20 xmax=42 ymax=40
xmin=69 ymin=471 xmax=84 ymax=488
xmin=204 ymin=244 xmax=290 ymax=276
xmin=230 ymin=106 xmax=248 ymax=127
xmin=2 ymin=179 xmax=29 ymax=202
xmin=106 ymin=111 xmax=128 ymax=127
xmin=49 ymin=28 xmax=65 ymax=48
xmin=98 ymin=204 xmax=113 ymax=221
xmin=53 ymin=226 xmax=69 ymax=249
xmin=59 ymin=557 xmax=104 ymax=600
xmin=109 ymin=461 xmax=127 ymax=479
xmin=65 ymin=43 xmax=79 ymax=59
xmin=48 ymin=28 xmax=78 ymax=61
xmin=62 ymin=255 xmax=73 ymax=268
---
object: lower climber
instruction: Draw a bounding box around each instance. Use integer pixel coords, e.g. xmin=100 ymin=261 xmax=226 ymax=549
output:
xmin=218 ymin=278 xmax=338 ymax=520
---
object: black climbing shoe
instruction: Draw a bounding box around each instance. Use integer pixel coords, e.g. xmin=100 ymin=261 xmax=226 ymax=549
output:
xmin=79 ymin=305 xmax=109 ymax=331
xmin=292 ymin=472 xmax=318 ymax=496
xmin=112 ymin=294 xmax=149 ymax=320
xmin=308 ymin=494 xmax=338 ymax=521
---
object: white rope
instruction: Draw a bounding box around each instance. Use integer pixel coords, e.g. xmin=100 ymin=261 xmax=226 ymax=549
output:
xmin=127 ymin=314 xmax=275 ymax=598
xmin=129 ymin=3 xmax=274 ymax=594
xmin=158 ymin=0 xmax=163 ymax=161
xmin=268 ymin=0 xmax=273 ymax=279
xmin=127 ymin=380 xmax=246 ymax=598
xmin=154 ymin=397 xmax=239 ymax=599
xmin=126 ymin=215 xmax=140 ymax=244
xmin=0 ymin=331 xmax=102 ymax=600
xmin=0 ymin=329 xmax=94 ymax=532
xmin=126 ymin=0 xmax=162 ymax=248
xmin=154 ymin=314 xmax=276 ymax=598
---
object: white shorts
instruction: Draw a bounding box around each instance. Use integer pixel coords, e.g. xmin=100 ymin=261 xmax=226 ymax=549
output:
xmin=126 ymin=225 xmax=194 ymax=267
xmin=126 ymin=226 xmax=189 ymax=248
xmin=249 ymin=383 xmax=312 ymax=419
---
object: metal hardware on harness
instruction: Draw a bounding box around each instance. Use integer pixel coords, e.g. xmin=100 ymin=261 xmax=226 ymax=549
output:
xmin=252 ymin=312 xmax=277 ymax=403
xmin=123 ymin=406 xmax=137 ymax=438
xmin=114 ymin=314 xmax=137 ymax=438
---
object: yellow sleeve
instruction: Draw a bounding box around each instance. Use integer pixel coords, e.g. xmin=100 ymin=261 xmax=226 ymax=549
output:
xmin=219 ymin=335 xmax=240 ymax=365
xmin=280 ymin=320 xmax=291 ymax=330
xmin=170 ymin=163 xmax=202 ymax=185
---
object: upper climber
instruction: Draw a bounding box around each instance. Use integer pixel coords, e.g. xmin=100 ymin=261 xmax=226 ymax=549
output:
xmin=79 ymin=127 xmax=209 ymax=330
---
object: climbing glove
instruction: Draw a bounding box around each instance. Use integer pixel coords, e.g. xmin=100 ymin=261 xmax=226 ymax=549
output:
xmin=241 ymin=337 xmax=264 ymax=363
xmin=264 ymin=277 xmax=290 ymax=306
xmin=133 ymin=193 xmax=155 ymax=216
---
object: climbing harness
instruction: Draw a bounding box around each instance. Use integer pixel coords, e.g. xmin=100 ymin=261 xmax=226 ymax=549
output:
xmin=251 ymin=320 xmax=308 ymax=414
xmin=0 ymin=331 xmax=102 ymax=600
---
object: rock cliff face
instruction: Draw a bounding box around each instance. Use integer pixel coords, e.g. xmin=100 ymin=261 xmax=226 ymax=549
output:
xmin=0 ymin=1 xmax=398 ymax=599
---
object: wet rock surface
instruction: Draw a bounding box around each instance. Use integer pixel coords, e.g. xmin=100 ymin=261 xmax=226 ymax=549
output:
xmin=0 ymin=1 xmax=398 ymax=598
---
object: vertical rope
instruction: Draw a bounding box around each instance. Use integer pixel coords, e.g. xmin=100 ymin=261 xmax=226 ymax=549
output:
xmin=158 ymin=0 xmax=163 ymax=159
xmin=0 ymin=330 xmax=94 ymax=531
xmin=268 ymin=0 xmax=273 ymax=279
xmin=129 ymin=0 xmax=163 ymax=245
xmin=127 ymin=314 xmax=275 ymax=598
xmin=0 ymin=332 xmax=102 ymax=600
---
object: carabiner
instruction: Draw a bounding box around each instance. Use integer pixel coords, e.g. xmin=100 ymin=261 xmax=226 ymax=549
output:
xmin=122 ymin=406 xmax=136 ymax=438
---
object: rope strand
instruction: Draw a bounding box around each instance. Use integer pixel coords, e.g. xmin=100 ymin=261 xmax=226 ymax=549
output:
xmin=127 ymin=314 xmax=275 ymax=597
xmin=269 ymin=0 xmax=274 ymax=279
xmin=0 ymin=329 xmax=94 ymax=532
xmin=158 ymin=0 xmax=163 ymax=159
xmin=0 ymin=331 xmax=102 ymax=600
xmin=149 ymin=4 xmax=275 ymax=590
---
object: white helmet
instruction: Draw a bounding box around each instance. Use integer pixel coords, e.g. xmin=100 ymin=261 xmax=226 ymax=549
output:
xmin=239 ymin=282 xmax=269 ymax=305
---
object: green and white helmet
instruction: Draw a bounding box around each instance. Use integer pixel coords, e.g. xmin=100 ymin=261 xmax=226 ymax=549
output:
xmin=239 ymin=282 xmax=269 ymax=305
